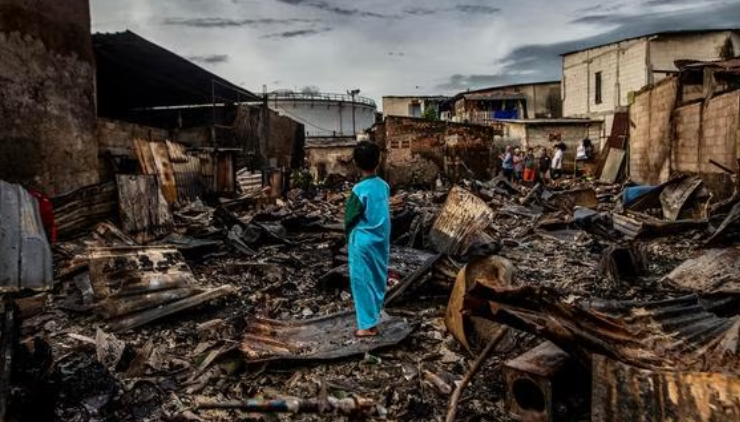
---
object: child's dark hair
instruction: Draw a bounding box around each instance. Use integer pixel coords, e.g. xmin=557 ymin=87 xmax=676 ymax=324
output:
xmin=353 ymin=141 xmax=381 ymax=171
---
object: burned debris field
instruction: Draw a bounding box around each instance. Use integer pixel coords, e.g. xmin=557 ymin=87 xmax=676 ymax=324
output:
xmin=3 ymin=2 xmax=740 ymax=421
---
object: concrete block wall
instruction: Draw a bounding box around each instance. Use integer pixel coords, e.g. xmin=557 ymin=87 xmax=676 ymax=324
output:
xmin=651 ymin=32 xmax=739 ymax=75
xmin=673 ymin=103 xmax=702 ymax=174
xmin=0 ymin=0 xmax=98 ymax=195
xmin=628 ymin=78 xmax=678 ymax=185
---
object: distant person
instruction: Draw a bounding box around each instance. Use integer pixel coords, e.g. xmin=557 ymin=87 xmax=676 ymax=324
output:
xmin=501 ymin=146 xmax=514 ymax=181
xmin=344 ymin=141 xmax=391 ymax=337
xmin=551 ymin=143 xmax=565 ymax=180
xmin=538 ymin=147 xmax=552 ymax=184
xmin=523 ymin=147 xmax=536 ymax=184
xmin=513 ymin=148 xmax=524 ymax=182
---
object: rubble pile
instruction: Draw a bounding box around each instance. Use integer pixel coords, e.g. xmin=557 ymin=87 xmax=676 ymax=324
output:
xmin=3 ymin=159 xmax=740 ymax=422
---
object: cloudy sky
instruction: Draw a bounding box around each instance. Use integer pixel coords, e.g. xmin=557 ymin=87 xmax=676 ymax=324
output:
xmin=91 ymin=0 xmax=740 ymax=106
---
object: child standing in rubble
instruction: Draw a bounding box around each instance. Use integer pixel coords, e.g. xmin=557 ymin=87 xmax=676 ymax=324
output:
xmin=345 ymin=141 xmax=391 ymax=337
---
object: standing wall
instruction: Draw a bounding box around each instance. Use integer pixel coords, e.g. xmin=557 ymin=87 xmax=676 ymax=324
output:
xmin=0 ymin=0 xmax=98 ymax=194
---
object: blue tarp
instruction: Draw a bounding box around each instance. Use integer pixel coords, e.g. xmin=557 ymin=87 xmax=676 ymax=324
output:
xmin=623 ymin=185 xmax=657 ymax=204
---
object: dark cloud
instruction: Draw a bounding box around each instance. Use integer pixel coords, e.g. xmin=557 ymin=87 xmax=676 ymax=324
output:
xmin=261 ymin=27 xmax=333 ymax=38
xmin=643 ymin=0 xmax=699 ymax=6
xmin=187 ymin=54 xmax=230 ymax=64
xmin=163 ymin=17 xmax=317 ymax=28
xmin=437 ymin=73 xmax=521 ymax=90
xmin=438 ymin=1 xmax=740 ymax=91
xmin=403 ymin=7 xmax=440 ymax=16
xmin=274 ymin=0 xmax=392 ymax=18
xmin=453 ymin=5 xmax=502 ymax=14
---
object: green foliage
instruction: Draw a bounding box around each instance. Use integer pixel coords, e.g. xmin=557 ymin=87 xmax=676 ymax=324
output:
xmin=422 ymin=107 xmax=438 ymax=121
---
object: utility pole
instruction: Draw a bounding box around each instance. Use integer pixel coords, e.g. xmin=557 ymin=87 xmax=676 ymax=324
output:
xmin=347 ymin=89 xmax=360 ymax=138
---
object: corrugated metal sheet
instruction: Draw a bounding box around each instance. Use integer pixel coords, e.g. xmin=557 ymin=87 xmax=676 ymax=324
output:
xmin=592 ymin=354 xmax=740 ymax=422
xmin=0 ymin=180 xmax=53 ymax=291
xmin=429 ymin=187 xmax=495 ymax=255
xmin=240 ymin=311 xmax=412 ymax=363
xmin=464 ymin=283 xmax=740 ymax=373
xmin=666 ymin=248 xmax=740 ymax=294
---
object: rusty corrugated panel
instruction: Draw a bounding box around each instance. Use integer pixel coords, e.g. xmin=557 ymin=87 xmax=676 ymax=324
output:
xmin=199 ymin=152 xmax=216 ymax=194
xmin=116 ymin=175 xmax=173 ymax=243
xmin=215 ymin=152 xmax=235 ymax=195
xmin=592 ymin=354 xmax=740 ymax=422
xmin=87 ymin=246 xmax=234 ymax=331
xmin=666 ymin=248 xmax=740 ymax=293
xmin=240 ymin=311 xmax=412 ymax=363
xmin=429 ymin=187 xmax=495 ymax=255
xmin=660 ymin=176 xmax=706 ymax=221
xmin=133 ymin=138 xmax=157 ymax=175
xmin=52 ymin=181 xmax=118 ymax=241
xmin=165 ymin=140 xmax=189 ymax=163
xmin=172 ymin=155 xmax=202 ymax=204
xmin=464 ymin=283 xmax=740 ymax=373
xmin=150 ymin=141 xmax=178 ymax=204
xmin=0 ymin=180 xmax=53 ymax=291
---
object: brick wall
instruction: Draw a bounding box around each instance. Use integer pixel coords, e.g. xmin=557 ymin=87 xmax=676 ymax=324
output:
xmin=629 ymin=77 xmax=678 ymax=185
xmin=0 ymin=0 xmax=98 ymax=195
xmin=380 ymin=117 xmax=496 ymax=187
xmin=304 ymin=141 xmax=359 ymax=181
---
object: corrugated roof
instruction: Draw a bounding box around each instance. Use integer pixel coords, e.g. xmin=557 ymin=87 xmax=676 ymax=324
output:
xmin=94 ymin=31 xmax=259 ymax=119
xmin=0 ymin=181 xmax=53 ymax=291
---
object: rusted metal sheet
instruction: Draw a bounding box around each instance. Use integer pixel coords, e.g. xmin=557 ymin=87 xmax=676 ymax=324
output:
xmin=149 ymin=141 xmax=178 ymax=204
xmin=134 ymin=138 xmax=157 ymax=175
xmin=612 ymin=212 xmax=707 ymax=240
xmin=52 ymin=181 xmax=118 ymax=241
xmin=240 ymin=311 xmax=412 ymax=363
xmin=464 ymin=283 xmax=740 ymax=373
xmin=215 ymin=151 xmax=236 ymax=195
xmin=88 ymin=246 xmax=234 ymax=331
xmin=544 ymin=188 xmax=598 ymax=212
xmin=116 ymin=175 xmax=173 ymax=243
xmin=666 ymin=248 xmax=740 ymax=293
xmin=598 ymin=148 xmax=625 ymax=184
xmin=172 ymin=155 xmax=202 ymax=204
xmin=592 ymin=354 xmax=740 ymax=422
xmin=237 ymin=169 xmax=263 ymax=196
xmin=429 ymin=187 xmax=495 ymax=255
xmin=503 ymin=342 xmax=590 ymax=422
xmin=445 ymin=255 xmax=514 ymax=352
xmin=659 ymin=176 xmax=706 ymax=221
xmin=705 ymin=200 xmax=740 ymax=246
xmin=0 ymin=180 xmax=53 ymax=291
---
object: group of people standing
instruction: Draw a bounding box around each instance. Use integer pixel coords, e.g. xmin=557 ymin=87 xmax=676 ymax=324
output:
xmin=500 ymin=143 xmax=566 ymax=185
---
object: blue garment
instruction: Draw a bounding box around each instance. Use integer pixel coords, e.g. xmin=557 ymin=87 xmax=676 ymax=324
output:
xmin=347 ymin=176 xmax=391 ymax=330
xmin=502 ymin=152 xmax=514 ymax=170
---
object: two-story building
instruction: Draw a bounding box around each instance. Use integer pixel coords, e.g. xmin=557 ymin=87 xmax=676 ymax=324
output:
xmin=382 ymin=96 xmax=449 ymax=119
xmin=439 ymin=81 xmax=563 ymax=125
xmin=562 ymin=29 xmax=740 ymax=143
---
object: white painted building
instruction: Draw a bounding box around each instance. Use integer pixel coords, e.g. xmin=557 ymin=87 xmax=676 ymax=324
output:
xmin=266 ymin=91 xmax=377 ymax=138
xmin=562 ymin=29 xmax=740 ymax=143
